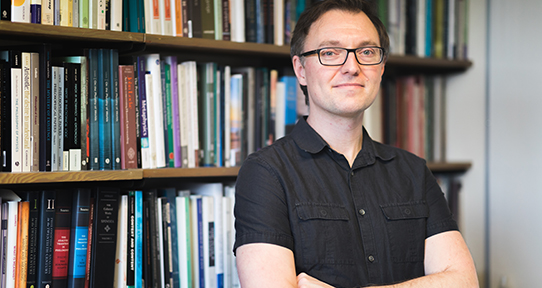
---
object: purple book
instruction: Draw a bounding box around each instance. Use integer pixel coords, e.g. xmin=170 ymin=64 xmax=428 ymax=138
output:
xmin=164 ymin=56 xmax=182 ymax=168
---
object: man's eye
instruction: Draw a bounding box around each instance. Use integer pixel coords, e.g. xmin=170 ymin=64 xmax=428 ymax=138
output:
xmin=359 ymin=49 xmax=375 ymax=56
xmin=320 ymin=49 xmax=340 ymax=57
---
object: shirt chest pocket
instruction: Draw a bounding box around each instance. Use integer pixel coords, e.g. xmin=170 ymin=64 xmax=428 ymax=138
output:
xmin=295 ymin=203 xmax=356 ymax=266
xmin=380 ymin=202 xmax=429 ymax=263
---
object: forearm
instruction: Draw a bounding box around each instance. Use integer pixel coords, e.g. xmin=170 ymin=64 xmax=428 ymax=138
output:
xmin=370 ymin=269 xmax=479 ymax=288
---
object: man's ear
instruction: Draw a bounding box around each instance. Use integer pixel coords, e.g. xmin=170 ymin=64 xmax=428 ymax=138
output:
xmin=292 ymin=55 xmax=307 ymax=86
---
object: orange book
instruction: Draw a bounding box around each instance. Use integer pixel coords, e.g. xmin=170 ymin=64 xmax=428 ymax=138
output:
xmin=15 ymin=201 xmax=30 ymax=288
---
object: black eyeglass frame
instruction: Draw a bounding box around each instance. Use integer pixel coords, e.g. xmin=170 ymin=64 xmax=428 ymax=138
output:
xmin=299 ymin=46 xmax=386 ymax=66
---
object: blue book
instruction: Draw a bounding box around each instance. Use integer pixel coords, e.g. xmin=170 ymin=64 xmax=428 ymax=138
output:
xmin=128 ymin=191 xmax=144 ymax=288
xmin=425 ymin=0 xmax=433 ymax=57
xmin=281 ymin=75 xmax=298 ymax=135
xmin=136 ymin=57 xmax=150 ymax=168
xmin=99 ymin=49 xmax=112 ymax=170
xmin=110 ymin=49 xmax=121 ymax=170
xmin=67 ymin=188 xmax=91 ymax=288
xmin=88 ymin=49 xmax=100 ymax=170
xmin=37 ymin=190 xmax=56 ymax=288
xmin=190 ymin=195 xmax=204 ymax=288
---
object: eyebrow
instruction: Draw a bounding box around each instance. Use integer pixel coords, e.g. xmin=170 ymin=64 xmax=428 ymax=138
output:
xmin=318 ymin=40 xmax=380 ymax=48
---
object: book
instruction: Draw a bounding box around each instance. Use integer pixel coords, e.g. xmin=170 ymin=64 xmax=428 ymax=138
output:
xmin=9 ymin=50 xmax=23 ymax=172
xmin=16 ymin=201 xmax=30 ymax=288
xmin=83 ymin=193 xmax=95 ymax=288
xmin=63 ymin=62 xmax=82 ymax=171
xmin=201 ymin=0 xmax=215 ymax=39
xmin=229 ymin=73 xmax=243 ymax=167
xmin=135 ymin=56 xmax=150 ymax=169
xmin=12 ymin=0 xmax=31 ymax=22
xmin=1 ymin=0 xmax=10 ymax=20
xmin=88 ymin=49 xmax=100 ymax=170
xmin=189 ymin=195 xmax=202 ymax=288
xmin=163 ymin=56 xmax=181 ymax=168
xmin=161 ymin=61 xmax=174 ymax=168
xmin=119 ymin=64 xmax=138 ymax=169
xmin=88 ymin=187 xmax=120 ymax=288
xmin=175 ymin=192 xmax=191 ymax=288
xmin=198 ymin=62 xmax=217 ymax=167
xmin=36 ymin=190 xmax=56 ymax=288
xmin=6 ymin=200 xmax=20 ymax=288
xmin=127 ymin=191 xmax=143 ymax=288
xmin=67 ymin=188 xmax=91 ymax=288
xmin=30 ymin=52 xmax=40 ymax=172
xmin=0 ymin=58 xmax=12 ymax=172
xmin=52 ymin=190 xmax=73 ymax=288
xmin=158 ymin=188 xmax=179 ymax=288
xmin=21 ymin=52 xmax=32 ymax=172
xmin=114 ymin=195 xmax=128 ymax=288
xmin=145 ymin=54 xmax=166 ymax=169
xmin=110 ymin=49 xmax=121 ymax=170
xmin=99 ymin=49 xmax=112 ymax=170
xmin=142 ymin=190 xmax=160 ymax=288
xmin=0 ymin=202 xmax=6 ymax=286
xmin=110 ymin=0 xmax=122 ymax=30
xmin=22 ymin=191 xmax=40 ymax=288
xmin=159 ymin=197 xmax=173 ymax=288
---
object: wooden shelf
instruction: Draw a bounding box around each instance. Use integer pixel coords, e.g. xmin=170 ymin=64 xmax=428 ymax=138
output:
xmin=427 ymin=162 xmax=472 ymax=173
xmin=0 ymin=22 xmax=472 ymax=73
xmin=142 ymin=167 xmax=240 ymax=178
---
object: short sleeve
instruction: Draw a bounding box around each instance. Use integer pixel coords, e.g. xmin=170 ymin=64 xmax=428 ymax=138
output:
xmin=424 ymin=166 xmax=459 ymax=238
xmin=233 ymin=155 xmax=295 ymax=255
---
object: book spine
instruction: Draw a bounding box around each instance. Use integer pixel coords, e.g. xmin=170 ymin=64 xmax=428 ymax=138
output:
xmin=134 ymin=191 xmax=143 ymax=288
xmin=190 ymin=0 xmax=202 ymax=38
xmin=100 ymin=49 xmax=112 ymax=170
xmin=126 ymin=192 xmax=136 ymax=288
xmin=136 ymin=57 xmax=150 ymax=169
xmin=0 ymin=203 xmax=7 ymax=285
xmin=39 ymin=44 xmax=52 ymax=171
xmin=30 ymin=52 xmax=40 ymax=172
xmin=57 ymin=66 xmax=65 ymax=171
xmin=17 ymin=201 xmax=30 ymax=288
xmin=5 ymin=201 xmax=19 ymax=288
xmin=145 ymin=54 xmax=166 ymax=168
xmin=1 ymin=0 xmax=11 ymax=20
xmin=22 ymin=52 xmax=32 ymax=172
xmin=88 ymin=188 xmax=119 ymax=288
xmin=80 ymin=0 xmax=88 ymax=27
xmin=221 ymin=0 xmax=230 ymax=40
xmin=36 ymin=191 xmax=56 ymax=288
xmin=79 ymin=55 xmax=89 ymax=170
xmin=165 ymin=56 xmax=182 ymax=168
xmin=110 ymin=50 xmax=121 ymax=170
xmin=162 ymin=62 xmax=175 ymax=168
xmin=114 ymin=195 xmax=128 ymax=288
xmin=67 ymin=188 xmax=91 ymax=288
xmin=51 ymin=190 xmax=73 ymax=288
xmin=30 ymin=0 xmax=42 ymax=24
xmin=12 ymin=0 xmax=31 ymax=22
xmin=24 ymin=191 xmax=40 ymax=288
xmin=62 ymin=64 xmax=72 ymax=171
xmin=0 ymin=59 xmax=11 ymax=172
xmin=88 ymin=49 xmax=100 ymax=170
xmin=41 ymin=0 xmax=53 ymax=24
xmin=160 ymin=198 xmax=174 ymax=288
xmin=11 ymin=51 xmax=23 ymax=172
xmin=83 ymin=195 xmax=94 ymax=288
xmin=200 ymin=0 xmax=215 ymax=39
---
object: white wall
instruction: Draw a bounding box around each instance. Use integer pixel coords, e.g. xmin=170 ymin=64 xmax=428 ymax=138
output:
xmin=446 ymin=0 xmax=488 ymax=286
xmin=485 ymin=0 xmax=542 ymax=287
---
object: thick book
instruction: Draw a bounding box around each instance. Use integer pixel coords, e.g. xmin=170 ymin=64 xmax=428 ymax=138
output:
xmin=135 ymin=56 xmax=150 ymax=169
xmin=1 ymin=0 xmax=10 ymax=20
xmin=198 ymin=62 xmax=217 ymax=167
xmin=188 ymin=0 xmax=202 ymax=38
xmin=119 ymin=64 xmax=138 ymax=169
xmin=159 ymin=197 xmax=174 ymax=288
xmin=23 ymin=191 xmax=40 ymax=288
xmin=88 ymin=187 xmax=120 ymax=288
xmin=145 ymin=54 xmax=166 ymax=169
xmin=21 ymin=52 xmax=32 ymax=172
xmin=11 ymin=0 xmax=31 ymax=22
xmin=36 ymin=190 xmax=56 ymax=288
xmin=67 ymin=188 xmax=91 ymax=288
xmin=52 ymin=190 xmax=73 ymax=288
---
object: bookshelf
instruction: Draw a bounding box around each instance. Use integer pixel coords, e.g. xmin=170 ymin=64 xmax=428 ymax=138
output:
xmin=0 ymin=21 xmax=472 ymax=184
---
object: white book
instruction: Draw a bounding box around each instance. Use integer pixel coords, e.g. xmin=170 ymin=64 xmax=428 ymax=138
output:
xmin=150 ymin=0 xmax=162 ymax=34
xmin=181 ymin=61 xmax=198 ymax=168
xmin=30 ymin=52 xmax=40 ymax=172
xmin=447 ymin=0 xmax=456 ymax=59
xmin=97 ymin=0 xmax=106 ymax=29
xmin=176 ymin=192 xmax=191 ymax=288
xmin=21 ymin=52 xmax=32 ymax=172
xmin=201 ymin=195 xmax=216 ymax=288
xmin=177 ymin=63 xmax=189 ymax=168
xmin=144 ymin=0 xmax=153 ymax=34
xmin=145 ymin=72 xmax=157 ymax=168
xmin=230 ymin=0 xmax=245 ymax=42
xmin=145 ymin=54 xmax=166 ymax=168
xmin=53 ymin=0 xmax=60 ymax=25
xmin=155 ymin=198 xmax=166 ymax=288
xmin=89 ymin=0 xmax=97 ymax=28
xmin=114 ymin=195 xmax=128 ymax=288
xmin=223 ymin=186 xmax=239 ymax=288
xmin=11 ymin=0 xmax=31 ymax=23
xmin=5 ymin=201 xmax=19 ymax=288
xmin=73 ymin=0 xmax=79 ymax=27
xmin=191 ymin=183 xmax=225 ymax=287
xmin=170 ymin=0 xmax=177 ymax=36
xmin=110 ymin=0 xmax=122 ymax=31
xmin=159 ymin=0 xmax=173 ymax=35
xmin=10 ymin=52 xmax=23 ymax=172
xmin=416 ymin=0 xmax=427 ymax=58
xmin=273 ymin=0 xmax=284 ymax=46
xmin=363 ymin=89 xmax=383 ymax=143
xmin=223 ymin=66 xmax=231 ymax=167
xmin=41 ymin=0 xmax=54 ymax=24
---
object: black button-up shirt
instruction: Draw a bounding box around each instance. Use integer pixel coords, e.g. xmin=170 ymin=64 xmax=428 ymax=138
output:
xmin=234 ymin=117 xmax=458 ymax=287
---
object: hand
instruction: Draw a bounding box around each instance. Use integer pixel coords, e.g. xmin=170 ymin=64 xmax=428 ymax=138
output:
xmin=297 ymin=272 xmax=336 ymax=288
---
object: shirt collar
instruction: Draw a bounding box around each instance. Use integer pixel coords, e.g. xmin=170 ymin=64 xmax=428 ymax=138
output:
xmin=291 ymin=116 xmax=396 ymax=165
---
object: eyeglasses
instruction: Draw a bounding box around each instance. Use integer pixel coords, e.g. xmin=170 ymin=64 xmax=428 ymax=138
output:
xmin=299 ymin=47 xmax=385 ymax=66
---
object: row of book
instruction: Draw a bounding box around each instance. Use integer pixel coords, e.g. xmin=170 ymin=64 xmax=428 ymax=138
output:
xmin=377 ymin=0 xmax=469 ymax=59
xmin=0 ymin=46 xmax=303 ymax=172
xmin=364 ymin=74 xmax=447 ymax=162
xmin=0 ymin=182 xmax=239 ymax=288
xmin=0 ymin=0 xmax=315 ymax=45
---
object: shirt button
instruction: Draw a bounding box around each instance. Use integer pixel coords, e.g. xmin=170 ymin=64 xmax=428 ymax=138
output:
xmin=358 ymin=209 xmax=366 ymax=216
xmin=368 ymin=255 xmax=375 ymax=262
xmin=351 ymin=171 xmax=354 ymax=176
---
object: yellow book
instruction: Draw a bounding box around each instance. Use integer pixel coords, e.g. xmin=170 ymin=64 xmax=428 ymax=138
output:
xmin=15 ymin=201 xmax=30 ymax=288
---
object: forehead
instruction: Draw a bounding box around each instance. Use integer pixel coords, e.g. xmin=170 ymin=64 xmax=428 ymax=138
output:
xmin=305 ymin=9 xmax=380 ymax=48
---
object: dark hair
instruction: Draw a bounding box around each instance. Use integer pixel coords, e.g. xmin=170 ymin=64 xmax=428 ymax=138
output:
xmin=290 ymin=0 xmax=390 ymax=103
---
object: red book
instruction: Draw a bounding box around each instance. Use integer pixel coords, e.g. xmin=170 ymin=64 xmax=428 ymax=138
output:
xmin=51 ymin=190 xmax=73 ymax=288
xmin=119 ymin=65 xmax=138 ymax=169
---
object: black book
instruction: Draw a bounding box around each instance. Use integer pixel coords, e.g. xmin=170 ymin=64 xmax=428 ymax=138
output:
xmin=63 ymin=62 xmax=82 ymax=171
xmin=67 ymin=188 xmax=91 ymax=288
xmin=88 ymin=187 xmax=119 ymax=288
xmin=38 ymin=44 xmax=52 ymax=171
xmin=0 ymin=0 xmax=10 ymax=20
xmin=23 ymin=191 xmax=40 ymax=288
xmin=189 ymin=0 xmax=202 ymax=38
xmin=244 ymin=0 xmax=257 ymax=42
xmin=142 ymin=190 xmax=161 ymax=288
xmin=0 ymin=59 xmax=8 ymax=171
xmin=160 ymin=197 xmax=173 ymax=288
xmin=126 ymin=191 xmax=136 ymax=287
xmin=36 ymin=190 xmax=56 ymax=288
xmin=51 ymin=190 xmax=73 ymax=288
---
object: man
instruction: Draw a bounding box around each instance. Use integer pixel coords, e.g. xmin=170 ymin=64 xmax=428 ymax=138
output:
xmin=233 ymin=0 xmax=479 ymax=287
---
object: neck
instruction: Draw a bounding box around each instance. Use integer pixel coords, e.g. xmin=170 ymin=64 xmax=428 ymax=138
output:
xmin=306 ymin=112 xmax=365 ymax=167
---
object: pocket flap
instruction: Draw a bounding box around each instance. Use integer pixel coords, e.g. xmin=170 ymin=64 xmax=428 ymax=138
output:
xmin=380 ymin=201 xmax=429 ymax=220
xmin=295 ymin=203 xmax=350 ymax=221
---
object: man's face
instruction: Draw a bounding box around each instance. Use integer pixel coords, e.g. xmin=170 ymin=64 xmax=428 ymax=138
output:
xmin=293 ymin=9 xmax=385 ymax=119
